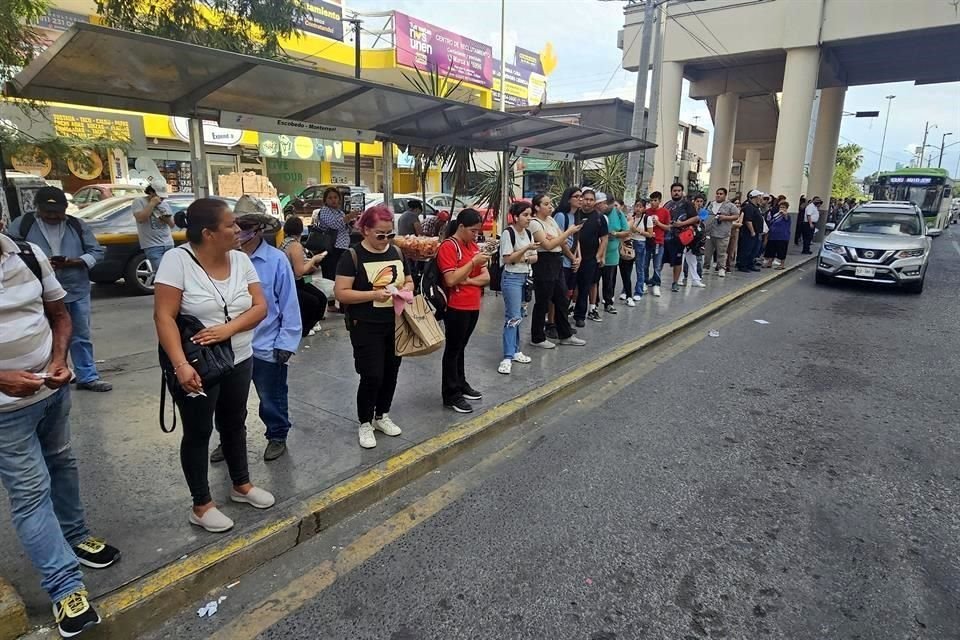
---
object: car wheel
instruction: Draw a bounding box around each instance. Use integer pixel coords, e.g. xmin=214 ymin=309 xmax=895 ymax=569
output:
xmin=815 ymin=269 xmax=831 ymax=286
xmin=124 ymin=252 xmax=156 ymax=295
xmin=903 ymin=278 xmax=924 ymax=294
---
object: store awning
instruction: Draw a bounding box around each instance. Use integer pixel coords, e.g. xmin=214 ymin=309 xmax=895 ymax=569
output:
xmin=7 ymin=23 xmax=654 ymax=160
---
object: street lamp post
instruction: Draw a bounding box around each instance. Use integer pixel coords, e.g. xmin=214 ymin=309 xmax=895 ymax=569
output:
xmin=937 ymin=132 xmax=952 ymax=168
xmin=918 ymin=121 xmax=936 ymax=167
xmin=876 ymin=94 xmax=895 ymax=174
xmin=347 ymin=17 xmax=363 ymax=189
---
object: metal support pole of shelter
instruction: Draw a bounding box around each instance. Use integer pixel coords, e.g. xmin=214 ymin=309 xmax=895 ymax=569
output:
xmin=350 ymin=18 xmax=363 ymax=189
xmin=497 ymin=0 xmax=508 ymax=237
xmin=623 ymin=0 xmax=656 ymax=206
xmin=188 ymin=117 xmax=210 ymax=198
xmin=382 ymin=142 xmax=394 ymax=204
xmin=573 ymin=160 xmax=583 ymax=187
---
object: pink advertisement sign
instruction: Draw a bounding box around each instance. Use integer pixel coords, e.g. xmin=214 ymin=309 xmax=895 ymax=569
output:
xmin=394 ymin=12 xmax=494 ymax=88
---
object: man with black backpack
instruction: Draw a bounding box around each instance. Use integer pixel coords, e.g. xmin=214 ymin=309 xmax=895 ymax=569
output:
xmin=8 ymin=187 xmax=111 ymax=392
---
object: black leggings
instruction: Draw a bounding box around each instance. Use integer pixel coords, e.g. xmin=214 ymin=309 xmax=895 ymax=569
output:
xmin=442 ymin=308 xmax=479 ymax=403
xmin=320 ymin=247 xmax=344 ymax=281
xmin=295 ymin=279 xmax=326 ymax=336
xmin=531 ymin=252 xmax=572 ymax=343
xmin=174 ymin=358 xmax=252 ymax=506
xmin=601 ymin=264 xmax=619 ymax=306
xmin=618 ymin=257 xmax=635 ymax=296
xmin=349 ymin=320 xmax=403 ymax=424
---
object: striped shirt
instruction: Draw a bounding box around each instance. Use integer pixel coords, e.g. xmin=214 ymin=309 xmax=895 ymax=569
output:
xmin=0 ymin=235 xmax=67 ymax=413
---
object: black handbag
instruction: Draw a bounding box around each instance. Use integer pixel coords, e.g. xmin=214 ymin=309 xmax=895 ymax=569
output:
xmin=305 ymin=224 xmax=337 ymax=255
xmin=158 ymin=248 xmax=236 ymax=433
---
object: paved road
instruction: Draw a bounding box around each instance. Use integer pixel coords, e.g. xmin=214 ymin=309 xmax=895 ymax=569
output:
xmin=146 ymin=229 xmax=960 ymax=640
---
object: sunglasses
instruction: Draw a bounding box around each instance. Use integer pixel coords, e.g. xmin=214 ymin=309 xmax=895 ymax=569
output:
xmin=374 ymin=232 xmax=397 ymax=241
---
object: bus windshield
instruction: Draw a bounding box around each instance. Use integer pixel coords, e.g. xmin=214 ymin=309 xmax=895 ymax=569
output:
xmin=873 ymin=184 xmax=942 ymax=216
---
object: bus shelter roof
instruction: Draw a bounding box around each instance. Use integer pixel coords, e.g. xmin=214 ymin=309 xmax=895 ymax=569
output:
xmin=7 ymin=24 xmax=654 ymax=160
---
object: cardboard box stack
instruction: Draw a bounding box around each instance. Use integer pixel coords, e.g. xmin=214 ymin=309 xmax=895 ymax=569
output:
xmin=217 ymin=171 xmax=278 ymax=198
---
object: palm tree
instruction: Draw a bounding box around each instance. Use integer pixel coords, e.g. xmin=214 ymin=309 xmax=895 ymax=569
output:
xmin=585 ymin=154 xmax=627 ymax=198
xmin=547 ymin=160 xmax=576 ymax=201
xmin=471 ymin=155 xmax=518 ymax=218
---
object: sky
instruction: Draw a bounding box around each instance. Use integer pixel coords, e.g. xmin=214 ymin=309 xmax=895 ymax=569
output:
xmin=345 ymin=0 xmax=960 ymax=178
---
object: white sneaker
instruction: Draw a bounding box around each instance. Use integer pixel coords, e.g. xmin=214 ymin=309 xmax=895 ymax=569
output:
xmin=678 ymin=277 xmax=686 ymax=286
xmin=632 ymin=294 xmax=642 ymax=301
xmin=498 ymin=359 xmax=513 ymax=375
xmin=718 ymin=269 xmax=726 ymax=278
xmin=693 ymin=281 xmax=706 ymax=288
xmin=772 ymin=259 xmax=782 ymax=268
xmin=230 ymin=486 xmax=276 ymax=509
xmin=308 ymin=328 xmax=317 ymax=337
xmin=558 ymin=336 xmax=586 ymax=346
xmin=531 ymin=339 xmax=556 ymax=349
xmin=189 ymin=507 xmax=234 ymax=533
xmin=626 ymin=298 xmax=636 ymax=307
xmin=358 ymin=422 xmax=376 ymax=448
xmin=653 ymin=286 xmax=662 ymax=297
xmin=618 ymin=293 xmax=627 ymax=301
xmin=513 ymin=352 xmax=532 ymax=364
xmin=373 ymin=413 xmax=402 ymax=436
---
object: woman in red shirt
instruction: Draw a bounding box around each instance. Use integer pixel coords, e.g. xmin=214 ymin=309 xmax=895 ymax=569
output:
xmin=436 ymin=209 xmax=490 ymax=413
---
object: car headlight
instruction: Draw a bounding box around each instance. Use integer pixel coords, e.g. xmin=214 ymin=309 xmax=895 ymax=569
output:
xmin=823 ymin=242 xmax=847 ymax=257
xmin=895 ymin=248 xmax=925 ymax=259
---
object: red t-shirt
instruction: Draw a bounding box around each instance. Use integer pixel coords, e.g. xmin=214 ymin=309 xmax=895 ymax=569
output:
xmin=437 ymin=238 xmax=483 ymax=311
xmin=648 ymin=207 xmax=671 ymax=245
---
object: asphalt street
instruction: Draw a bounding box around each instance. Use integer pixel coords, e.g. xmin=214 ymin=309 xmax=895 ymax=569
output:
xmin=144 ymin=226 xmax=960 ymax=640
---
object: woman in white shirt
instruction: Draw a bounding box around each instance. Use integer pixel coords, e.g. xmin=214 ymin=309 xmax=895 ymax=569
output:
xmin=154 ymin=198 xmax=272 ymax=534
xmin=498 ymin=202 xmax=539 ymax=375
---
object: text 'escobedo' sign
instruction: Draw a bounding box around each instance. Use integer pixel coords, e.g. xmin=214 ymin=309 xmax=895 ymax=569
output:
xmin=219 ymin=111 xmax=377 ymax=143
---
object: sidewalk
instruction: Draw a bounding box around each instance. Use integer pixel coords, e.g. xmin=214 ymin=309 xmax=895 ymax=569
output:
xmin=0 ymin=248 xmax=813 ymax=622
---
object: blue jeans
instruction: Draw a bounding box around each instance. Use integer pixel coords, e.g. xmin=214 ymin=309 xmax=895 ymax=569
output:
xmin=251 ymin=358 xmax=291 ymax=442
xmin=0 ymin=387 xmax=87 ymax=602
xmin=501 ymin=271 xmax=526 ymax=358
xmin=632 ymin=241 xmax=647 ymax=296
xmin=143 ymin=244 xmax=173 ymax=271
xmin=65 ymin=297 xmax=100 ymax=384
xmin=646 ymin=244 xmax=664 ymax=287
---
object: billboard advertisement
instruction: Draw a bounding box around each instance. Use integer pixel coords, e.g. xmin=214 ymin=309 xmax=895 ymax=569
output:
xmin=492 ymin=59 xmax=547 ymax=108
xmin=301 ymin=0 xmax=344 ymax=41
xmin=393 ymin=12 xmax=494 ymax=88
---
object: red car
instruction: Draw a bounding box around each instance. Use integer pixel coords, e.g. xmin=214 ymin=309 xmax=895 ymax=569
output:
xmin=71 ymin=184 xmax=144 ymax=209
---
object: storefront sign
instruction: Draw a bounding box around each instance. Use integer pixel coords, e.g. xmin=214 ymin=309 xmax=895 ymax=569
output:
xmin=53 ymin=112 xmax=135 ymax=142
xmin=259 ymin=133 xmax=327 ymax=161
xmin=301 ymin=0 xmax=344 ymax=41
xmin=516 ymin=147 xmax=574 ymax=162
xmin=171 ymin=117 xmax=243 ymax=147
xmin=37 ymin=9 xmax=87 ymax=32
xmin=394 ymin=12 xmax=493 ymax=88
xmin=514 ymin=47 xmax=544 ymax=74
xmin=493 ymin=60 xmax=547 ymax=108
xmin=11 ymin=147 xmax=52 ymax=177
xmin=66 ymin=150 xmax=104 ymax=180
xmin=220 ymin=111 xmax=376 ymax=143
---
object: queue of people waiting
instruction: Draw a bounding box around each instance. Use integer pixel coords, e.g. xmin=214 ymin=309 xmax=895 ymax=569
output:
xmin=0 ymin=182 xmax=814 ymax=637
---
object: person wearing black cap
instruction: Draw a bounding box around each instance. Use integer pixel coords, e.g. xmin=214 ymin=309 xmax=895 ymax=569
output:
xmin=8 ymin=187 xmax=112 ymax=392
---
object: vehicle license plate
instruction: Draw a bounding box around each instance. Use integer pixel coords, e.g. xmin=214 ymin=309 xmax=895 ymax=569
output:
xmin=855 ymin=266 xmax=876 ymax=278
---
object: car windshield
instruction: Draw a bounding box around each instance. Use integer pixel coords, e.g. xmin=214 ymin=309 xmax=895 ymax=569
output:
xmin=838 ymin=211 xmax=922 ymax=236
xmin=74 ymin=196 xmax=136 ymax=221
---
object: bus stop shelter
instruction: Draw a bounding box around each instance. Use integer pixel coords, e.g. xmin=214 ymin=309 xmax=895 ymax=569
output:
xmin=7 ymin=23 xmax=654 ymax=205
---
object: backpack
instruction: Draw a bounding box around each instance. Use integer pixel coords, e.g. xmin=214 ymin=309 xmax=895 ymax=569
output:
xmin=489 ymin=227 xmax=531 ymax=292
xmin=420 ymin=238 xmax=461 ymax=321
xmin=13 ymin=241 xmax=43 ymax=282
xmin=15 ymin=213 xmax=83 ymax=242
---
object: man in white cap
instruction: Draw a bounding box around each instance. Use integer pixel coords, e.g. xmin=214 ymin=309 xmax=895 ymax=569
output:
xmin=132 ymin=179 xmax=175 ymax=271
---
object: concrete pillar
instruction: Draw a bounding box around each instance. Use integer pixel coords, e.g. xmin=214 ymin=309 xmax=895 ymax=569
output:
xmin=758 ymin=160 xmax=773 ymax=192
xmin=769 ymin=47 xmax=820 ymax=211
xmin=651 ymin=61 xmax=684 ymax=192
xmin=808 ymin=86 xmax=846 ymax=238
xmin=709 ymin=92 xmax=739 ymax=194
xmin=742 ymin=148 xmax=761 ymax=191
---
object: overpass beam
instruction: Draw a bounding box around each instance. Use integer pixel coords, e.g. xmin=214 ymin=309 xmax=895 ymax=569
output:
xmin=808 ymin=86 xmax=846 ymax=239
xmin=770 ymin=47 xmax=820 ymax=215
xmin=709 ymin=92 xmax=739 ymax=194
xmin=742 ymin=148 xmax=761 ymax=191
xmin=651 ymin=61 xmax=685 ymax=192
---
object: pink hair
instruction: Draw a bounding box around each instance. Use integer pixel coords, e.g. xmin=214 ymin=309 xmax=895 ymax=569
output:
xmin=357 ymin=204 xmax=394 ymax=230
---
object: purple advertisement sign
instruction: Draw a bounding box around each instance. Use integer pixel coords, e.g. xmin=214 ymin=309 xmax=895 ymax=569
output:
xmin=394 ymin=12 xmax=493 ymax=88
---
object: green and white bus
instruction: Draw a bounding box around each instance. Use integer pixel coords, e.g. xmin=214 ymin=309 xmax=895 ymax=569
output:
xmin=871 ymin=168 xmax=954 ymax=234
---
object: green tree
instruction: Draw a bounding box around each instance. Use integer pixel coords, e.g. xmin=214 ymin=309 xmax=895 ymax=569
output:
xmin=0 ymin=0 xmax=48 ymax=83
xmin=585 ymin=154 xmax=626 ymax=198
xmin=832 ymin=143 xmax=864 ymax=200
xmin=95 ymin=0 xmax=308 ymax=60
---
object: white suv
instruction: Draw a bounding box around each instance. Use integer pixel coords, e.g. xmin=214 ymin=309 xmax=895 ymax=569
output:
xmin=816 ymin=201 xmax=932 ymax=294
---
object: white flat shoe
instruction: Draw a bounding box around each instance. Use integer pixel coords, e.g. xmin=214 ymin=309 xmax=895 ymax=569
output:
xmin=189 ymin=507 xmax=234 ymax=533
xmin=230 ymin=486 xmax=275 ymax=509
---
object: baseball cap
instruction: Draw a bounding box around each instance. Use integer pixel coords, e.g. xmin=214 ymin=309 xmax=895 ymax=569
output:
xmin=148 ymin=179 xmax=170 ymax=198
xmin=747 ymin=189 xmax=763 ymax=198
xmin=35 ymin=186 xmax=68 ymax=212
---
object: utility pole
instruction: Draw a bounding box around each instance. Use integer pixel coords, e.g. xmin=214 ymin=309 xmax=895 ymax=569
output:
xmin=641 ymin=2 xmax=665 ymax=193
xmin=498 ymin=0 xmax=509 ymax=237
xmin=918 ymin=121 xmax=936 ymax=168
xmin=937 ymin=132 xmax=952 ymax=168
xmin=623 ymin=0 xmax=656 ymax=206
xmin=347 ymin=17 xmax=363 ymax=189
xmin=876 ymin=94 xmax=895 ymax=174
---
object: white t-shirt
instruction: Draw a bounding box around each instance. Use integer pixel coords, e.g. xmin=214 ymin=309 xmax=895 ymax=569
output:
xmin=499 ymin=227 xmax=535 ymax=274
xmin=630 ymin=213 xmax=655 ymax=241
xmin=805 ymin=202 xmax=820 ymax=223
xmin=155 ymin=247 xmax=260 ymax=364
xmin=529 ymin=216 xmax=562 ymax=253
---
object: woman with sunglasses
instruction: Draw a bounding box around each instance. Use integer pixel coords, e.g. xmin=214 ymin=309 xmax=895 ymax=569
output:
xmin=154 ymin=198 xmax=272 ymax=533
xmin=334 ymin=206 xmax=412 ymax=449
xmin=437 ymin=209 xmax=490 ymax=413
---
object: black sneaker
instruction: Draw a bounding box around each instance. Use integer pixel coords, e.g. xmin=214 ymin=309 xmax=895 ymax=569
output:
xmin=444 ymin=397 xmax=474 ymax=413
xmin=587 ymin=309 xmax=603 ymax=322
xmin=210 ymin=445 xmax=224 ymax=463
xmin=545 ymin=325 xmax=559 ymax=340
xmin=575 ymin=319 xmax=586 ymax=328
xmin=72 ymin=537 xmax=121 ymax=569
xmin=263 ymin=440 xmax=287 ymax=461
xmin=54 ymin=590 xmax=100 ymax=638
xmin=604 ymin=304 xmax=618 ymax=315
xmin=462 ymin=386 xmax=482 ymax=401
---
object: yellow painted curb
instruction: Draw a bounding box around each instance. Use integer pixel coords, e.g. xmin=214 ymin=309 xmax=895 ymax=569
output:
xmin=16 ymin=255 xmax=813 ymax=639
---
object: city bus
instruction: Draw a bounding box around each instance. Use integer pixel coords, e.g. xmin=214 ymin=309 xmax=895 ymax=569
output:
xmin=871 ymin=168 xmax=954 ymax=234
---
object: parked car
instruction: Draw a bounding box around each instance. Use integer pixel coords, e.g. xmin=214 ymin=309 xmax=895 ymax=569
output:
xmin=282 ymin=184 xmax=362 ymax=219
xmin=71 ymin=184 xmax=144 ymax=209
xmin=815 ymin=201 xmax=932 ymax=294
xmin=78 ymin=194 xmax=237 ymax=295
